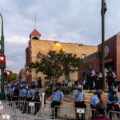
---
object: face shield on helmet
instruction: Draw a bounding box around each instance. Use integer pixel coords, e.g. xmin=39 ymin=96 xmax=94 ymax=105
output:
xmin=54 ymin=86 xmax=60 ymax=92
xmin=78 ymin=85 xmax=82 ymax=92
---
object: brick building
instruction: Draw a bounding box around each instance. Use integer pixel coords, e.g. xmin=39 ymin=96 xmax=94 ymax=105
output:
xmin=79 ymin=33 xmax=120 ymax=80
xmin=25 ymin=29 xmax=97 ymax=86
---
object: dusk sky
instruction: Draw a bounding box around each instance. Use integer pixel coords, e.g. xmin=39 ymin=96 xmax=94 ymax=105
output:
xmin=0 ymin=0 xmax=120 ymax=73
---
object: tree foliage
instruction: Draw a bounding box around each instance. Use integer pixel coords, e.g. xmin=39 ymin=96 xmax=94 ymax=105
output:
xmin=29 ymin=50 xmax=82 ymax=85
xmin=5 ymin=72 xmax=17 ymax=83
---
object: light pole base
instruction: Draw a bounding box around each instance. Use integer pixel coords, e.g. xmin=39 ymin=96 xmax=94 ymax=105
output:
xmin=0 ymin=93 xmax=5 ymax=100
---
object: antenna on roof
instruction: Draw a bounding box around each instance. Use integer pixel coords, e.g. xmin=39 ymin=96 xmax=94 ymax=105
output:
xmin=34 ymin=9 xmax=37 ymax=29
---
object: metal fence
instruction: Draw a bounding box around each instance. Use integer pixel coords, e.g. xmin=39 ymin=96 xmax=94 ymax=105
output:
xmin=5 ymin=101 xmax=42 ymax=115
xmin=54 ymin=106 xmax=95 ymax=120
xmin=0 ymin=112 xmax=34 ymax=120
xmin=0 ymin=100 xmax=53 ymax=120
xmin=108 ymin=110 xmax=120 ymax=120
xmin=1 ymin=100 xmax=120 ymax=120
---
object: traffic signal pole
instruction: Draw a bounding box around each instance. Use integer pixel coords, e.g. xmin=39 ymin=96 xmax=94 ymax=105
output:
xmin=0 ymin=13 xmax=5 ymax=100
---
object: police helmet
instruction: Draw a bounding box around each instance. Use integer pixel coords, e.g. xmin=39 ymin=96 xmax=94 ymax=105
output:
xmin=108 ymin=67 xmax=112 ymax=72
xmin=77 ymin=85 xmax=82 ymax=91
xmin=94 ymin=89 xmax=102 ymax=98
xmin=54 ymin=86 xmax=60 ymax=92
xmin=110 ymin=86 xmax=117 ymax=94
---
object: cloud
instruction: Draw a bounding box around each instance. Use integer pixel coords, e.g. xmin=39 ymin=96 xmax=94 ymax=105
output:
xmin=0 ymin=0 xmax=120 ymax=73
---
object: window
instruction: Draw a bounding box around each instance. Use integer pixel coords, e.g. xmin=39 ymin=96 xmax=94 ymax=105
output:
xmin=81 ymin=54 xmax=86 ymax=59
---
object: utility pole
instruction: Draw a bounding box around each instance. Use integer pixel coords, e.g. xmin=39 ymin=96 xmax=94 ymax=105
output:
xmin=101 ymin=0 xmax=107 ymax=90
xmin=0 ymin=13 xmax=5 ymax=100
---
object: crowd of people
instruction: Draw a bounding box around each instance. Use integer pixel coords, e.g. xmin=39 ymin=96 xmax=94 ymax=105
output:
xmin=49 ymin=85 xmax=120 ymax=120
xmin=5 ymin=67 xmax=120 ymax=119
xmin=6 ymin=81 xmax=42 ymax=115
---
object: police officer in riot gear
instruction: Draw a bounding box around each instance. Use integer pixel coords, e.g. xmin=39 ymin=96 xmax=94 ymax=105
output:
xmin=95 ymin=70 xmax=103 ymax=89
xmin=25 ymin=86 xmax=33 ymax=113
xmin=90 ymin=90 xmax=101 ymax=119
xmin=106 ymin=86 xmax=120 ymax=119
xmin=33 ymin=88 xmax=42 ymax=115
xmin=106 ymin=68 xmax=116 ymax=90
xmin=48 ymin=86 xmax=64 ymax=119
xmin=13 ymin=85 xmax=19 ymax=101
xmin=73 ymin=85 xmax=87 ymax=120
xmin=86 ymin=66 xmax=96 ymax=90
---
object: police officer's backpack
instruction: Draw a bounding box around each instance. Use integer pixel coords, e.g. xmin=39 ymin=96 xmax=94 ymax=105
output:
xmin=34 ymin=92 xmax=40 ymax=101
xmin=107 ymin=71 xmax=113 ymax=78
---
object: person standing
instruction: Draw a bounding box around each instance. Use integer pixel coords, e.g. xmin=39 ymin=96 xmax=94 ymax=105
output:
xmin=19 ymin=85 xmax=27 ymax=112
xmin=90 ymin=91 xmax=100 ymax=119
xmin=73 ymin=85 xmax=87 ymax=120
xmin=106 ymin=86 xmax=120 ymax=119
xmin=48 ymin=87 xmax=64 ymax=119
xmin=86 ymin=67 xmax=96 ymax=90
xmin=95 ymin=70 xmax=103 ymax=90
xmin=25 ymin=86 xmax=34 ymax=114
xmin=106 ymin=68 xmax=116 ymax=90
xmin=32 ymin=88 xmax=42 ymax=115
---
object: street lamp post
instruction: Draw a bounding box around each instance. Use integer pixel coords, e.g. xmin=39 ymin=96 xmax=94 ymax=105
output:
xmin=101 ymin=0 xmax=107 ymax=90
xmin=0 ymin=13 xmax=5 ymax=100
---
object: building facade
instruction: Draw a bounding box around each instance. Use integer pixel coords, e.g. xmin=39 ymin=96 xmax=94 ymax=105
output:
xmin=79 ymin=33 xmax=120 ymax=80
xmin=25 ymin=29 xmax=97 ymax=86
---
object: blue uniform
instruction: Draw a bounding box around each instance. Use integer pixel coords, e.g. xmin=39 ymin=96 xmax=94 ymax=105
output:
xmin=106 ymin=93 xmax=119 ymax=104
xmin=106 ymin=92 xmax=120 ymax=119
xmin=8 ymin=87 xmax=15 ymax=94
xmin=51 ymin=90 xmax=64 ymax=118
xmin=73 ymin=91 xmax=86 ymax=102
xmin=19 ymin=88 xmax=27 ymax=97
xmin=73 ymin=90 xmax=86 ymax=120
xmin=90 ymin=94 xmax=100 ymax=107
xmin=52 ymin=91 xmax=64 ymax=101
xmin=26 ymin=89 xmax=33 ymax=98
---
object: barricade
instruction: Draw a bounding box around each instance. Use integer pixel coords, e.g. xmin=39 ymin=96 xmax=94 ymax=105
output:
xmin=0 ymin=100 xmax=42 ymax=115
xmin=0 ymin=100 xmax=53 ymax=120
xmin=54 ymin=106 xmax=108 ymax=120
xmin=0 ymin=112 xmax=34 ymax=120
xmin=9 ymin=101 xmax=42 ymax=115
xmin=108 ymin=110 xmax=120 ymax=120
xmin=3 ymin=100 xmax=120 ymax=120
xmin=54 ymin=106 xmax=96 ymax=120
xmin=0 ymin=101 xmax=16 ymax=114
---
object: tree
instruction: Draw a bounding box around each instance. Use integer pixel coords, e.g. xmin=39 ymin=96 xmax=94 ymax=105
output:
xmin=5 ymin=72 xmax=17 ymax=83
xmin=60 ymin=50 xmax=82 ymax=81
xmin=30 ymin=50 xmax=63 ymax=87
xmin=30 ymin=50 xmax=82 ymax=86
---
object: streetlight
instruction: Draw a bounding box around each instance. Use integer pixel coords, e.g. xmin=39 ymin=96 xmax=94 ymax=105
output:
xmin=101 ymin=0 xmax=107 ymax=90
xmin=0 ymin=13 xmax=5 ymax=100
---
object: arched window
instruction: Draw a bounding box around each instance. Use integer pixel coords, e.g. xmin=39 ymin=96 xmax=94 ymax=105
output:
xmin=81 ymin=54 xmax=86 ymax=59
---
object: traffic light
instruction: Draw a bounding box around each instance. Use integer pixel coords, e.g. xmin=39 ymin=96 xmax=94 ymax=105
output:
xmin=0 ymin=55 xmax=5 ymax=68
xmin=4 ymin=70 xmax=12 ymax=77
